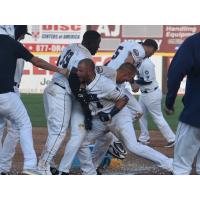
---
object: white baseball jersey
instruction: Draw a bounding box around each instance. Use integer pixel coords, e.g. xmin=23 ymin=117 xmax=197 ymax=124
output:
xmin=0 ymin=25 xmax=15 ymax=38
xmin=86 ymin=74 xmax=124 ymax=116
xmin=107 ymin=41 xmax=145 ymax=69
xmin=52 ymin=43 xmax=92 ymax=93
xmin=137 ymin=58 xmax=159 ymax=93
xmin=95 ymin=65 xmax=128 ymax=90
xmin=95 ymin=65 xmax=117 ymax=82
xmin=14 ymin=58 xmax=25 ymax=84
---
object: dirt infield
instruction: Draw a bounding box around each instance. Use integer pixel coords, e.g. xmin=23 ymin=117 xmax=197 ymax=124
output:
xmin=8 ymin=127 xmax=180 ymax=174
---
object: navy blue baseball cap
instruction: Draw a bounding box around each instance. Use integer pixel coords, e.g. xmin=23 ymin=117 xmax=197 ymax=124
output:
xmin=14 ymin=25 xmax=31 ymax=40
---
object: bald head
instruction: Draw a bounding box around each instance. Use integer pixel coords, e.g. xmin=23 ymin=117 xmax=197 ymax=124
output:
xmin=78 ymin=58 xmax=95 ymax=71
xmin=118 ymin=62 xmax=137 ymax=74
xmin=77 ymin=58 xmax=96 ymax=84
xmin=116 ymin=62 xmax=137 ymax=84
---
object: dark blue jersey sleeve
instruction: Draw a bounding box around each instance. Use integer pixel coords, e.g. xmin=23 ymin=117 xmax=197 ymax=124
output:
xmin=136 ymin=77 xmax=152 ymax=85
xmin=165 ymin=38 xmax=194 ymax=109
xmin=11 ymin=38 xmax=33 ymax=61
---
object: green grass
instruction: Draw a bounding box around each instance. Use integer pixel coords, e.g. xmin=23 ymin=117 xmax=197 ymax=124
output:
xmin=134 ymin=95 xmax=183 ymax=131
xmin=21 ymin=94 xmax=46 ymax=127
xmin=21 ymin=94 xmax=184 ymax=130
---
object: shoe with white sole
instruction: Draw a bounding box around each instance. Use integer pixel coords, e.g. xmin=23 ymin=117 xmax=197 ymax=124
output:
xmin=164 ymin=141 xmax=175 ymax=148
xmin=138 ymin=139 xmax=150 ymax=145
xmin=36 ymin=167 xmax=52 ymax=175
xmin=158 ymin=158 xmax=173 ymax=173
xmin=22 ymin=169 xmax=41 ymax=175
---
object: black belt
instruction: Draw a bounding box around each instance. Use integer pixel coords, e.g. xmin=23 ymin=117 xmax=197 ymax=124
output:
xmin=141 ymin=87 xmax=158 ymax=93
xmin=54 ymin=82 xmax=66 ymax=90
xmin=14 ymin=82 xmax=20 ymax=88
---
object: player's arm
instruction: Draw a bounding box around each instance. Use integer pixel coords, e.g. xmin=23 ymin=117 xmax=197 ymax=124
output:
xmin=135 ymin=78 xmax=152 ymax=85
xmin=124 ymin=52 xmax=134 ymax=64
xmin=30 ymin=56 xmax=69 ymax=76
xmin=13 ymin=39 xmax=69 ymax=76
xmin=98 ymin=81 xmax=129 ymax=122
xmin=165 ymin=40 xmax=193 ymax=114
xmin=130 ymin=76 xmax=152 ymax=92
xmin=98 ymin=95 xmax=129 ymax=122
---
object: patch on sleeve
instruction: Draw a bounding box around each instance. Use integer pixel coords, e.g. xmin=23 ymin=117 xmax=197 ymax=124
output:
xmin=96 ymin=66 xmax=103 ymax=74
xmin=132 ymin=49 xmax=139 ymax=56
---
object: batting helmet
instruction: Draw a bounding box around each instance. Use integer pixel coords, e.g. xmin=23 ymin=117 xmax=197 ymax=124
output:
xmin=107 ymin=141 xmax=127 ymax=160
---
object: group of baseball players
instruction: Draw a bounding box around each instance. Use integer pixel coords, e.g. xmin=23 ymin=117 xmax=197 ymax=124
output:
xmin=0 ymin=25 xmax=180 ymax=175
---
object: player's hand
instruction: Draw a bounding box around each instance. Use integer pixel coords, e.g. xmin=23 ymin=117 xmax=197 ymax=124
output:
xmin=57 ymin=68 xmax=69 ymax=77
xmin=164 ymin=106 xmax=174 ymax=115
xmin=131 ymin=83 xmax=140 ymax=93
xmin=125 ymin=52 xmax=134 ymax=64
xmin=98 ymin=112 xmax=112 ymax=122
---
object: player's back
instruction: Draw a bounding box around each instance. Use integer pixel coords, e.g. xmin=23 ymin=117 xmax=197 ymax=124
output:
xmin=138 ymin=58 xmax=158 ymax=92
xmin=107 ymin=41 xmax=145 ymax=70
xmin=52 ymin=43 xmax=92 ymax=91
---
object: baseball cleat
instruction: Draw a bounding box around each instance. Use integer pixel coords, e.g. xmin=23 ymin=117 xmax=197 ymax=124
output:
xmin=138 ymin=139 xmax=150 ymax=145
xmin=22 ymin=169 xmax=41 ymax=175
xmin=159 ymin=158 xmax=173 ymax=173
xmin=96 ymin=168 xmax=103 ymax=175
xmin=0 ymin=172 xmax=10 ymax=175
xmin=60 ymin=171 xmax=70 ymax=175
xmin=164 ymin=141 xmax=175 ymax=148
xmin=50 ymin=167 xmax=59 ymax=175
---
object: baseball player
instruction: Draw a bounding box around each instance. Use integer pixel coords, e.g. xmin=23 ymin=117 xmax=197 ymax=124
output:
xmin=76 ymin=58 xmax=173 ymax=172
xmin=105 ymin=39 xmax=158 ymax=158
xmin=37 ymin=30 xmax=101 ymax=175
xmin=0 ymin=25 xmax=68 ymax=175
xmin=0 ymin=26 xmax=31 ymax=175
xmin=137 ymin=58 xmax=175 ymax=147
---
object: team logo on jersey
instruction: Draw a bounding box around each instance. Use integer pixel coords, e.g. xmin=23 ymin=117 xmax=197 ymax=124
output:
xmin=145 ymin=70 xmax=149 ymax=75
xmin=132 ymin=49 xmax=139 ymax=56
xmin=96 ymin=66 xmax=103 ymax=74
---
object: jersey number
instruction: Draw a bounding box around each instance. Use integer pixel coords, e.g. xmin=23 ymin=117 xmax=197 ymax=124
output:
xmin=111 ymin=46 xmax=124 ymax=60
xmin=59 ymin=50 xmax=74 ymax=68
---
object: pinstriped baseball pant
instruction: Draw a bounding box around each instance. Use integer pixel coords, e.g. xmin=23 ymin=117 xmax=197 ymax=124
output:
xmin=38 ymin=83 xmax=71 ymax=173
xmin=173 ymin=122 xmax=200 ymax=174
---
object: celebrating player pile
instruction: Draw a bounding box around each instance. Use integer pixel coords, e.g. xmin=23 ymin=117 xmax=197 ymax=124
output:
xmin=0 ymin=25 xmax=178 ymax=175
